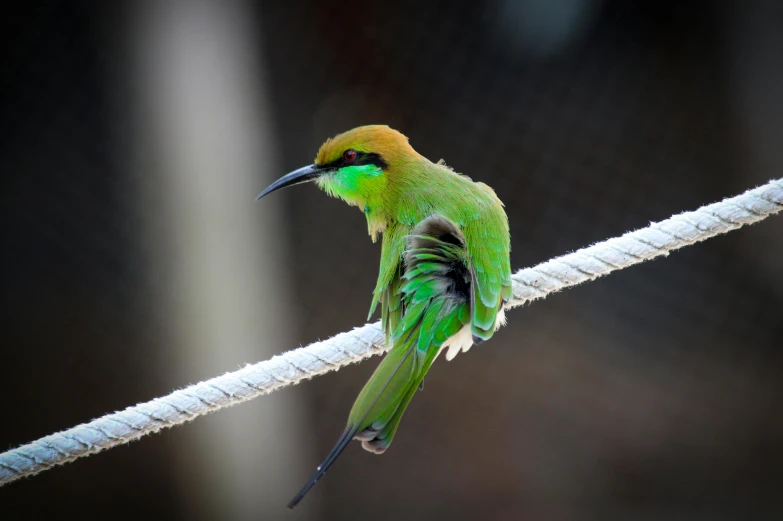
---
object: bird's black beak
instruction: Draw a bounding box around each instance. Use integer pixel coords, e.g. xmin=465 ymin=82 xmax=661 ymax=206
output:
xmin=256 ymin=164 xmax=324 ymax=200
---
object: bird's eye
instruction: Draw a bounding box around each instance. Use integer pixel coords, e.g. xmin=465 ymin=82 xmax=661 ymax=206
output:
xmin=343 ymin=149 xmax=357 ymax=162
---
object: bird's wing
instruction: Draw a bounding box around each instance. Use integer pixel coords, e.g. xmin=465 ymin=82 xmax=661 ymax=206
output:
xmin=463 ymin=196 xmax=513 ymax=342
xmin=348 ymin=215 xmax=472 ymax=452
xmin=398 ymin=215 xmax=472 ymax=370
xmin=369 ymin=222 xmax=409 ymax=344
xmin=381 ymin=265 xmax=403 ymax=347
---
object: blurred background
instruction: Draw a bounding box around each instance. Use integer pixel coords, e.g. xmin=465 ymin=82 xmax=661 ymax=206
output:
xmin=2 ymin=0 xmax=782 ymax=519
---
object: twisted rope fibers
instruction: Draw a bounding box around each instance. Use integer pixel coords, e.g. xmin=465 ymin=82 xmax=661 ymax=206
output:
xmin=1 ymin=178 xmax=781 ymax=486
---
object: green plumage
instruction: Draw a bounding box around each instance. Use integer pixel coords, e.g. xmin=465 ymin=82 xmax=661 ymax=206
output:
xmin=365 ymin=164 xmax=512 ymax=342
xmin=349 ymin=227 xmax=472 ymax=452
xmin=257 ymin=125 xmax=511 ymax=508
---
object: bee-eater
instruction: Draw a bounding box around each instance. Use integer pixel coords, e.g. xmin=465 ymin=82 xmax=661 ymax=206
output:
xmin=256 ymin=125 xmax=512 ymax=508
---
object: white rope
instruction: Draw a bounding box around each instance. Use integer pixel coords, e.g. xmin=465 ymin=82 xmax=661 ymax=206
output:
xmin=2 ymin=178 xmax=781 ymax=486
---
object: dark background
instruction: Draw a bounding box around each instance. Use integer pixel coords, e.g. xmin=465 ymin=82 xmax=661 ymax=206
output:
xmin=2 ymin=1 xmax=782 ymax=520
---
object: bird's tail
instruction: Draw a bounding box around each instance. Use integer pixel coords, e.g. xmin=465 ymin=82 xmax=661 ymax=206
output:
xmin=288 ymin=216 xmax=474 ymax=508
xmin=286 ymin=327 xmax=420 ymax=509
xmin=348 ymin=314 xmax=430 ymax=454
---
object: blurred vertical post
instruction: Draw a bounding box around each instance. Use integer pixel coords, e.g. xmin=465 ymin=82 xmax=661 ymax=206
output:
xmin=128 ymin=1 xmax=314 ymax=519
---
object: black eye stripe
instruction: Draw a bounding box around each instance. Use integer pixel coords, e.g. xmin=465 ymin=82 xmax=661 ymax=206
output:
xmin=321 ymin=152 xmax=388 ymax=171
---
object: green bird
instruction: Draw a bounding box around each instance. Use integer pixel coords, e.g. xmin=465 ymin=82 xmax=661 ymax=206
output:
xmin=256 ymin=125 xmax=512 ymax=508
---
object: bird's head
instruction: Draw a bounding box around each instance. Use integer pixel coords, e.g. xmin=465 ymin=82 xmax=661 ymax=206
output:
xmin=256 ymin=125 xmax=419 ymax=212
